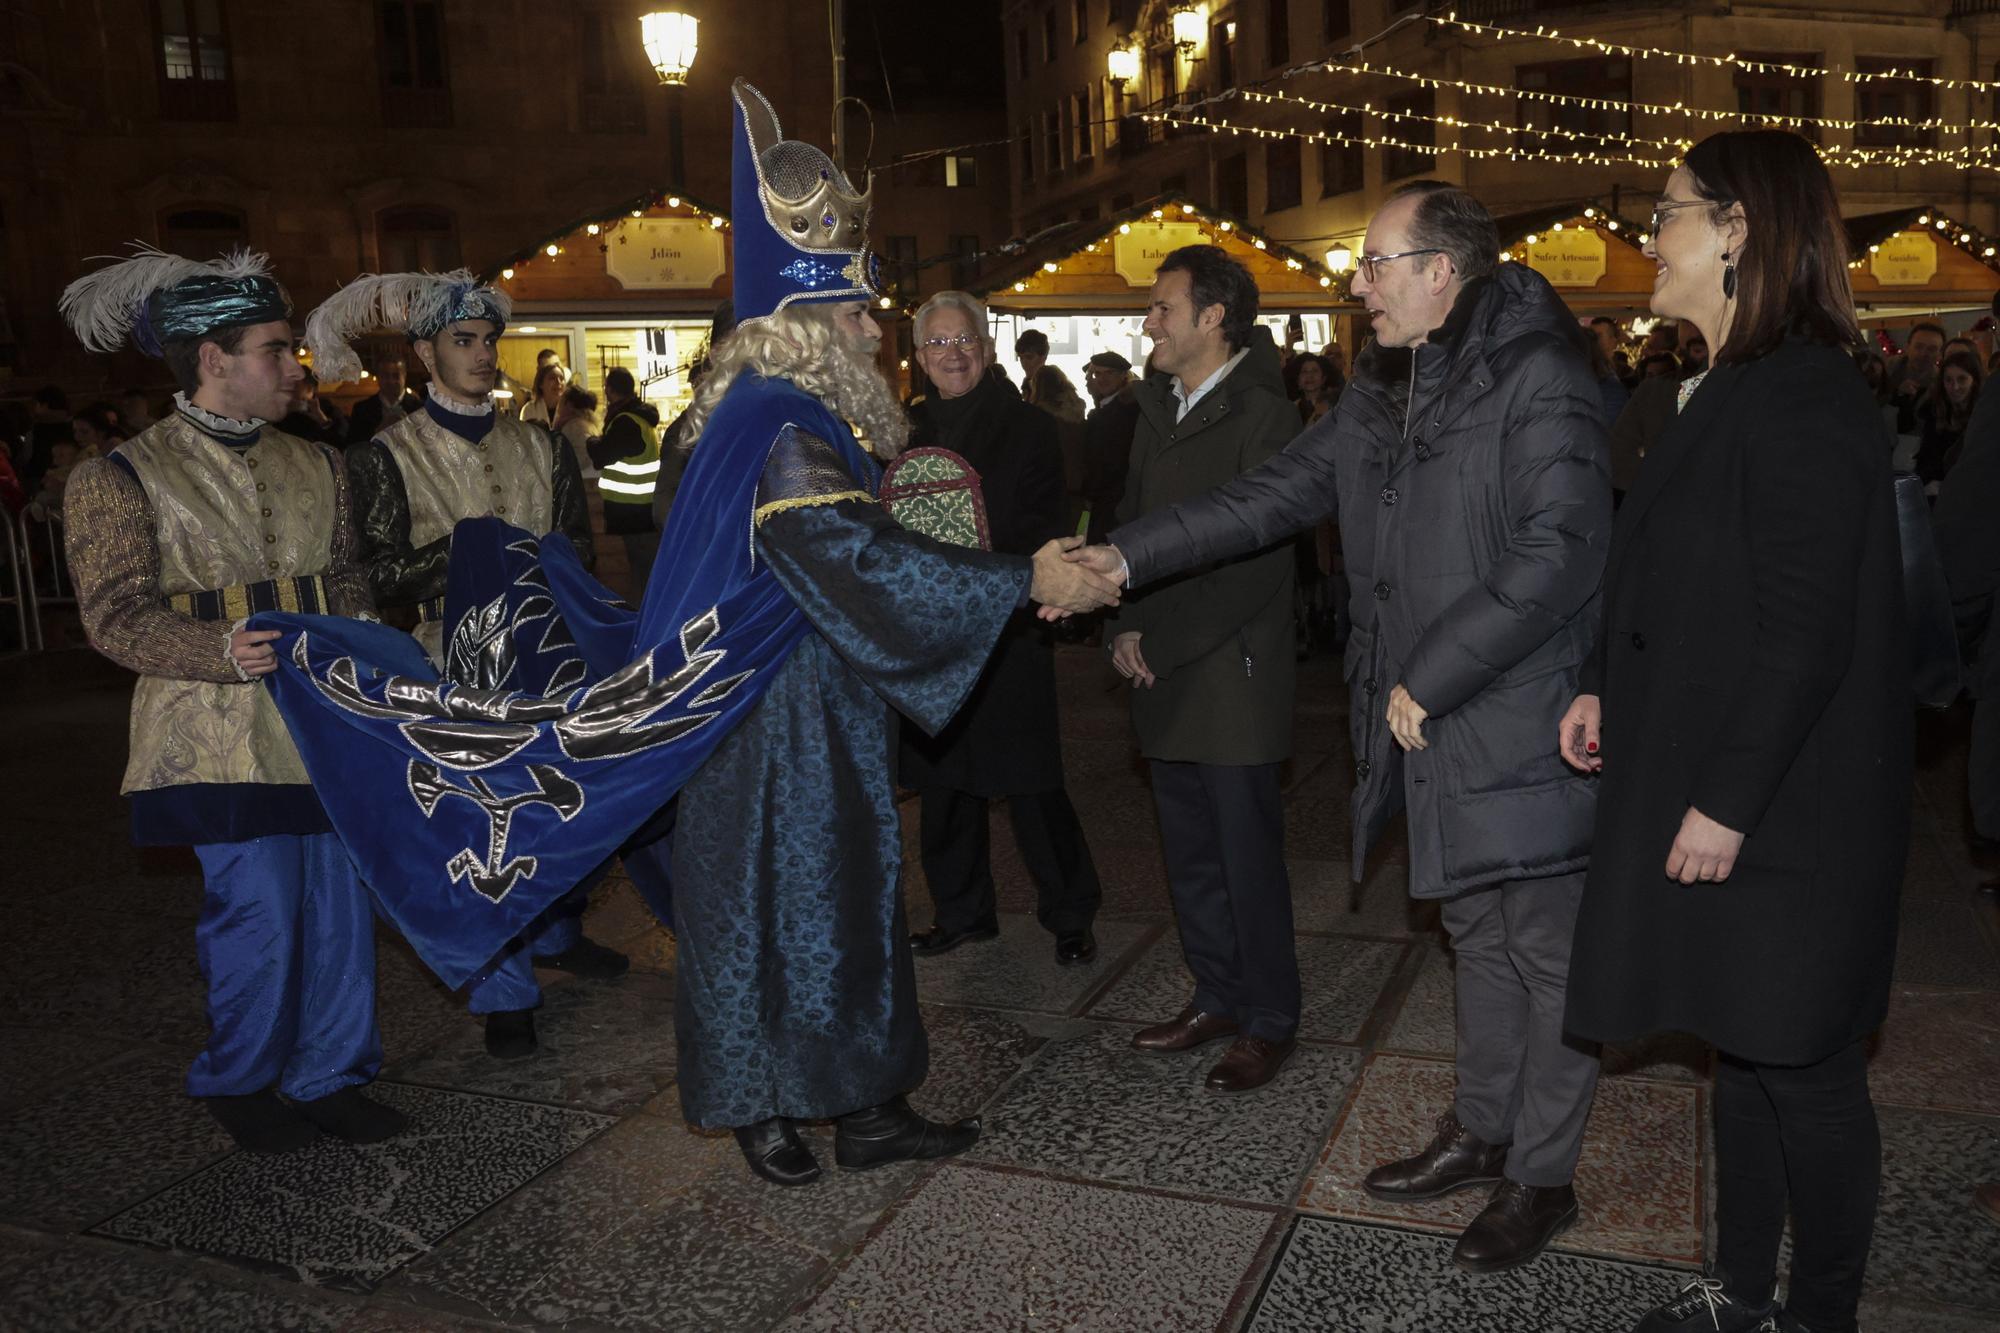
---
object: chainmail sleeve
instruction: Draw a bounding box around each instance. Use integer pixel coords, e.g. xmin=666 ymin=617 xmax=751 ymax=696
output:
xmin=550 ymin=429 xmax=596 ymax=570
xmin=64 ymin=457 xmax=239 ymax=682
xmin=348 ymin=438 xmax=452 ymax=608
xmin=322 ymin=445 xmax=378 ymax=619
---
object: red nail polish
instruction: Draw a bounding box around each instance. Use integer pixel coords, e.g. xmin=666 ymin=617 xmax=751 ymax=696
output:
xmin=1585 ymin=741 xmax=1598 ymax=754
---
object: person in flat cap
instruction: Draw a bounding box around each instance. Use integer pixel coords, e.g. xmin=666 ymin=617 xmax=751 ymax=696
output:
xmin=303 ymin=269 xmax=619 ymax=1058
xmin=57 ymin=245 xmax=403 ymax=1153
xmin=1081 ymin=349 xmax=1140 ymax=546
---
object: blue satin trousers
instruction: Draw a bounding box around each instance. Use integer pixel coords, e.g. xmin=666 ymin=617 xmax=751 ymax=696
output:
xmin=187 ymin=832 xmax=382 ymax=1101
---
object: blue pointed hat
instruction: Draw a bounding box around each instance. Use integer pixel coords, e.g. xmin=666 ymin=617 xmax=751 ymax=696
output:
xmin=730 ymin=78 xmax=882 ymax=323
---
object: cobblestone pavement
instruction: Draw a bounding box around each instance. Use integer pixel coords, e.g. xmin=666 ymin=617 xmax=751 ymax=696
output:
xmin=2 ymin=643 xmax=1996 ymax=1332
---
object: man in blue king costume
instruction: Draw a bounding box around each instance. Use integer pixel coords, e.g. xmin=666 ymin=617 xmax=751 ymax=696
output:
xmin=254 ymin=79 xmax=1121 ymax=1184
xmin=56 ymin=245 xmax=405 ymax=1153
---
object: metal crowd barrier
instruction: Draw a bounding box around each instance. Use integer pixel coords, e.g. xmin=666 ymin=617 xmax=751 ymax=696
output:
xmin=1 ymin=507 xmax=42 ymax=652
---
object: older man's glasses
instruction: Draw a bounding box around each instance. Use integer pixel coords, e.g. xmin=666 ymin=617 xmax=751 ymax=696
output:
xmin=1356 ymin=249 xmax=1445 ymax=282
xmin=920 ymin=334 xmax=982 ymax=353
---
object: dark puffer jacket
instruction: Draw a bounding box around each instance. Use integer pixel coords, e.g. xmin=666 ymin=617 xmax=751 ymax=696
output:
xmin=1112 ymin=264 xmax=1611 ymax=897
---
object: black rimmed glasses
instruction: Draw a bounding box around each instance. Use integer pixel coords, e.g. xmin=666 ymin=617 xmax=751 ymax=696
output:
xmin=1356 ymin=249 xmax=1446 ymax=282
xmin=919 ymin=334 xmax=982 ymax=353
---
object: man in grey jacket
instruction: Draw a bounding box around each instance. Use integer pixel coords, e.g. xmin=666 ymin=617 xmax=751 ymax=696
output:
xmin=1066 ymin=182 xmax=1612 ymax=1273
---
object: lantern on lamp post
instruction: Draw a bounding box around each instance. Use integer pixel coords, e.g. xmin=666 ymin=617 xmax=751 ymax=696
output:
xmin=1170 ymin=6 xmax=1204 ymax=54
xmin=1324 ymin=245 xmax=1354 ymax=274
xmin=1106 ymin=45 xmax=1139 ymax=118
xmin=641 ymin=11 xmax=700 ymax=187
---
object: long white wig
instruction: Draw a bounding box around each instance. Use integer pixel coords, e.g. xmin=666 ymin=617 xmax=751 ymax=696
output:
xmin=678 ymin=305 xmax=909 ymax=460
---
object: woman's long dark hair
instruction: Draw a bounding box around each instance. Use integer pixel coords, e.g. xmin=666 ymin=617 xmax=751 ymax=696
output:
xmin=1682 ymin=130 xmax=1860 ymax=365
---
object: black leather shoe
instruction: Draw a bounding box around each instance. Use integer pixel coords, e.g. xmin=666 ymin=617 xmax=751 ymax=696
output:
xmin=484 ymin=1008 xmax=538 ymax=1059
xmin=1631 ymin=1263 xmax=1779 ymax=1332
xmin=1363 ymin=1110 xmax=1508 ymax=1201
xmin=734 ymin=1117 xmax=822 ymax=1187
xmin=294 ymin=1086 xmax=408 ymax=1144
xmin=833 ymin=1095 xmax=980 ymax=1170
xmin=204 ymin=1090 xmax=321 ymax=1154
xmin=1054 ymin=928 xmax=1096 ymax=966
xmin=1204 ymin=1036 xmax=1296 ymax=1093
xmin=532 ymin=935 xmax=630 ymax=979
xmin=1452 ymin=1180 xmax=1579 ymax=1273
xmin=909 ymin=920 xmax=999 ymax=956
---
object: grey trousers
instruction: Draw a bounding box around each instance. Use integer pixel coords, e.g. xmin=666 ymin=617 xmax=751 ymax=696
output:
xmin=1439 ymin=871 xmax=1599 ymax=1188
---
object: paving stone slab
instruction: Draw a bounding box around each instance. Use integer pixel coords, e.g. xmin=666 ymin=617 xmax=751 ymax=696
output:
xmin=781 ymin=1164 xmax=1275 ymax=1333
xmin=911 ymin=913 xmax=1153 ymax=1016
xmin=1867 ymin=1105 xmax=2000 ymax=1313
xmin=1086 ymin=931 xmax=1406 ymax=1046
xmin=388 ymin=972 xmax=677 ymax=1115
xmin=1867 ymin=984 xmax=2000 ymax=1117
xmin=0 ymin=1240 xmax=349 ymax=1333
xmin=1248 ymin=1215 xmax=1689 ymax=1333
xmin=1300 ymin=1055 xmax=1704 ymax=1266
xmin=90 ymin=1083 xmax=610 ymax=1290
xmin=0 ymin=1052 xmax=234 ymax=1230
xmin=969 ymin=1025 xmax=1361 ymax=1205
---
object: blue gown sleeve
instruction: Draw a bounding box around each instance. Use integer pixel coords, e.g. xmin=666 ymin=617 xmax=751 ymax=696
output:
xmin=752 ymin=424 xmax=1032 ymax=736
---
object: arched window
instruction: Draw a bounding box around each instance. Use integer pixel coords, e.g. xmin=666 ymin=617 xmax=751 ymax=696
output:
xmin=159 ymin=205 xmax=249 ymax=259
xmin=377 ymin=206 xmax=460 ymax=272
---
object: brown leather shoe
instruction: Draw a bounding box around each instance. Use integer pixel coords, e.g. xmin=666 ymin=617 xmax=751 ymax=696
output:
xmin=1363 ymin=1110 xmax=1509 ymax=1201
xmin=1977 ymin=1182 xmax=2000 ymax=1226
xmin=1203 ymin=1036 xmax=1296 ymax=1093
xmin=1131 ymin=1004 xmax=1238 ymax=1053
xmin=1451 ymin=1180 xmax=1578 ymax=1272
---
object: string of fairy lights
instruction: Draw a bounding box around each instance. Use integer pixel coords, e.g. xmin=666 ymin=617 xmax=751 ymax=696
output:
xmin=486 ymin=192 xmax=732 ymax=286
xmin=1425 ymin=13 xmax=2000 ymax=93
xmin=994 ymin=200 xmax=1346 ymax=301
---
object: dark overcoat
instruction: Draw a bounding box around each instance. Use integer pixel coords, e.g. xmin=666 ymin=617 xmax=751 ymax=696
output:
xmin=1108 ymin=327 xmax=1298 ymax=766
xmin=1111 ymin=268 xmax=1611 ymax=897
xmin=897 ymin=375 xmax=1071 ymax=796
xmin=1565 ymin=338 xmax=1913 ymax=1065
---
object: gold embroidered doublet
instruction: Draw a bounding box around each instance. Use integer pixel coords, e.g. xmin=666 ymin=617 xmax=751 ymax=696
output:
xmin=375 ymin=411 xmax=554 ymax=659
xmin=116 ymin=419 xmax=339 ymax=793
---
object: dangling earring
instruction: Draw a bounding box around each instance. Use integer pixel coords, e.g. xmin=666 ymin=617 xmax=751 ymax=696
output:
xmin=1721 ymin=251 xmax=1738 ymax=300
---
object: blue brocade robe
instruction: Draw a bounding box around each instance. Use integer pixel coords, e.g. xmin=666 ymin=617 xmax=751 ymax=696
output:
xmin=255 ymin=375 xmax=1029 ymax=1131
xmin=672 ymin=418 xmax=1030 ymax=1128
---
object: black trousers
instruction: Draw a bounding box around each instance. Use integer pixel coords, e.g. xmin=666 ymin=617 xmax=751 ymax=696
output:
xmin=918 ymin=786 xmax=1101 ymax=935
xmin=1714 ymin=1040 xmax=1879 ymax=1332
xmin=1149 ymin=760 xmax=1299 ymax=1042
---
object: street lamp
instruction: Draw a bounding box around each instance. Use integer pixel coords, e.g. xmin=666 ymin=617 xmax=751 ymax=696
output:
xmin=1324 ymin=245 xmax=1353 ymax=274
xmin=640 ymin=11 xmax=699 ymax=86
xmin=1170 ymin=6 xmax=1204 ymax=54
xmin=1106 ymin=46 xmax=1139 ymax=91
xmin=640 ymin=10 xmax=699 ymax=190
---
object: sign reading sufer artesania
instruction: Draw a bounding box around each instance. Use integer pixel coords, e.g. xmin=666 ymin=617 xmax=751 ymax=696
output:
xmin=1526 ymin=229 xmax=1607 ymax=288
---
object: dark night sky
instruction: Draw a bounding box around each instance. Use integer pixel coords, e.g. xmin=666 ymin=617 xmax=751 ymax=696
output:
xmin=843 ymin=0 xmax=1008 ymax=109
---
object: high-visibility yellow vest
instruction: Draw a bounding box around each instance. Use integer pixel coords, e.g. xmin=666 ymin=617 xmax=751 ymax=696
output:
xmin=598 ymin=410 xmax=661 ymax=506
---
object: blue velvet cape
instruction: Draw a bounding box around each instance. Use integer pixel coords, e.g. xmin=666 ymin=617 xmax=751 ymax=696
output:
xmin=254 ymin=378 xmax=887 ymax=989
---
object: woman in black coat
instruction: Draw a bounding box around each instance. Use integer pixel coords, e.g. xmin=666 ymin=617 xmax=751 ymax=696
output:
xmin=1558 ymin=131 xmax=1911 ymax=1333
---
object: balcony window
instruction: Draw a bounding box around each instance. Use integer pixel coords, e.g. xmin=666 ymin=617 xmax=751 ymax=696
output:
xmin=1216 ymin=154 xmax=1248 ymax=217
xmin=580 ymin=9 xmax=647 ymax=133
xmin=1321 ymin=112 xmax=1363 ymax=196
xmin=1323 ymin=0 xmax=1349 ymax=42
xmin=377 ymin=206 xmax=461 ymax=273
xmin=1266 ymin=0 xmax=1290 ymax=69
xmin=1384 ymin=90 xmax=1435 ymax=178
xmin=1514 ymin=57 xmax=1630 ymax=156
xmin=1734 ymin=54 xmax=1820 ymax=142
xmin=155 ymin=0 xmax=234 ymax=122
xmin=1855 ymin=57 xmax=1935 ymax=148
xmin=379 ymin=1 xmax=452 ymax=128
xmin=1266 ymin=138 xmax=1302 ymax=211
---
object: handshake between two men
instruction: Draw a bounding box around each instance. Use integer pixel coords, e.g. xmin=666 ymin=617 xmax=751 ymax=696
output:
xmin=1027 ymin=537 xmax=1124 ymax=617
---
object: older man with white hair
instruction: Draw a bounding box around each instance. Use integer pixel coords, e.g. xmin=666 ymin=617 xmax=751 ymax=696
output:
xmin=902 ymin=291 xmax=1105 ymax=966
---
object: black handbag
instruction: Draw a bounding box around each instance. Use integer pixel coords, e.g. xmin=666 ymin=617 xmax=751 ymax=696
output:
xmin=1896 ymin=472 xmax=1963 ymax=708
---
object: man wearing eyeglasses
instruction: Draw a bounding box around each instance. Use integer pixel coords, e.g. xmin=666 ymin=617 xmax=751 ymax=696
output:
xmin=899 ymin=291 xmax=1105 ymax=968
xmin=1064 ymin=181 xmax=1612 ymax=1274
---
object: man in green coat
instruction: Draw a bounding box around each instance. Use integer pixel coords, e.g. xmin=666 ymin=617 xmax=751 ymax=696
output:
xmin=1107 ymin=245 xmax=1301 ymax=1094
